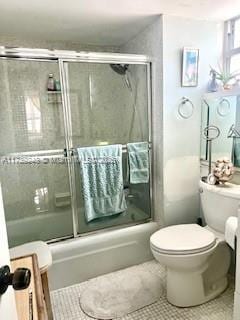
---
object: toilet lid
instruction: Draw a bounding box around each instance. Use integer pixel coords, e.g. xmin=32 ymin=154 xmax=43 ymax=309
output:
xmin=150 ymin=224 xmax=216 ymax=255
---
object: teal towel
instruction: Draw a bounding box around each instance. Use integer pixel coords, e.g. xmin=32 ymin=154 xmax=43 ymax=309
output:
xmin=77 ymin=145 xmax=127 ymax=222
xmin=127 ymin=142 xmax=149 ymax=184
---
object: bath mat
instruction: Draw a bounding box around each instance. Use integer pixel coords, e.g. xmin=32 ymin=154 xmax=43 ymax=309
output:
xmin=79 ymin=264 xmax=164 ymax=319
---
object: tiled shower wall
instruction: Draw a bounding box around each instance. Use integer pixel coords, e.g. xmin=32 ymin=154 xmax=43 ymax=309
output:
xmin=67 ymin=62 xmax=149 ymax=146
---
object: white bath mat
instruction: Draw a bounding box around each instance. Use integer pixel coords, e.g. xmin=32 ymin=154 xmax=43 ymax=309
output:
xmin=79 ymin=264 xmax=164 ymax=319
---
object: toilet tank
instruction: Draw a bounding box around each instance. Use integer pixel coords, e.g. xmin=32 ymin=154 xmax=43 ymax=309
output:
xmin=199 ymin=180 xmax=240 ymax=233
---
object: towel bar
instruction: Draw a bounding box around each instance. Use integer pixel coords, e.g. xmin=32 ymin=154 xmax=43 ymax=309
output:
xmin=71 ymin=143 xmax=152 ymax=155
xmin=0 ymin=143 xmax=152 ymax=163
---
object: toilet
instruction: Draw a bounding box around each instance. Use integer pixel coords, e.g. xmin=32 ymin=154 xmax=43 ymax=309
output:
xmin=150 ymin=179 xmax=240 ymax=307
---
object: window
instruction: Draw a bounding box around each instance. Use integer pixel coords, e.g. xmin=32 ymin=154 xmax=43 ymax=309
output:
xmin=34 ymin=187 xmax=49 ymax=213
xmin=224 ymin=16 xmax=240 ymax=74
xmin=24 ymin=92 xmax=42 ymax=138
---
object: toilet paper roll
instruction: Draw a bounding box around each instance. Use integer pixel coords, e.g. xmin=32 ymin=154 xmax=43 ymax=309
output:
xmin=225 ymin=216 xmax=238 ymax=250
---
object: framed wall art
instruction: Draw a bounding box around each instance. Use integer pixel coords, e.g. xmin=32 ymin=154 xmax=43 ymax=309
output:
xmin=182 ymin=47 xmax=199 ymax=87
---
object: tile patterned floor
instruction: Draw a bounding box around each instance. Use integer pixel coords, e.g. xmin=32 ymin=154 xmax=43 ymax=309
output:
xmin=51 ymin=261 xmax=234 ymax=320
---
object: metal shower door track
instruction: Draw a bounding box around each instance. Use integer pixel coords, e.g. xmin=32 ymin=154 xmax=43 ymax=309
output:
xmin=0 ymin=46 xmax=151 ymax=63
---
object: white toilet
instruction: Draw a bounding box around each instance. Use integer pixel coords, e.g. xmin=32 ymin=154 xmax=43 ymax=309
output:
xmin=150 ymin=179 xmax=240 ymax=307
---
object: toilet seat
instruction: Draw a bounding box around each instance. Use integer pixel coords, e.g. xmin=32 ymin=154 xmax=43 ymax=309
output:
xmin=150 ymin=224 xmax=216 ymax=255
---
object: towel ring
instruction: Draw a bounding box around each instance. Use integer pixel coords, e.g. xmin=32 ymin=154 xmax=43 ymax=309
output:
xmin=203 ymin=125 xmax=220 ymax=141
xmin=178 ymin=97 xmax=194 ymax=119
xmin=217 ymin=98 xmax=230 ymax=117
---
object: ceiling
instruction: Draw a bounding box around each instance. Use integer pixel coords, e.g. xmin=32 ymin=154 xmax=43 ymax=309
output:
xmin=0 ymin=0 xmax=239 ymax=46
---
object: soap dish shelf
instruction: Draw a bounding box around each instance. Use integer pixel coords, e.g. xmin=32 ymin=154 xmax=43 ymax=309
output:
xmin=47 ymin=91 xmax=62 ymax=104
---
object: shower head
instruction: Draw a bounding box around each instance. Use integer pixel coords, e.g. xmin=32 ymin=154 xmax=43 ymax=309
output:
xmin=110 ymin=64 xmax=129 ymax=75
xmin=110 ymin=64 xmax=132 ymax=91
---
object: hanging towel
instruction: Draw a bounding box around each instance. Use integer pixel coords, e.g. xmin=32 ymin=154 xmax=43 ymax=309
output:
xmin=77 ymin=145 xmax=127 ymax=222
xmin=127 ymin=142 xmax=149 ymax=184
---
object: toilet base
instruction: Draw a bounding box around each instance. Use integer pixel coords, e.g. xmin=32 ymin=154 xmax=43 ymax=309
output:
xmin=166 ymin=242 xmax=231 ymax=307
xmin=167 ymin=269 xmax=228 ymax=307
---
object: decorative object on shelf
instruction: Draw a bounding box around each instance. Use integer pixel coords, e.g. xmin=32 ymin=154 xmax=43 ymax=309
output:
xmin=216 ymin=98 xmax=231 ymax=117
xmin=207 ymin=69 xmax=219 ymax=92
xmin=47 ymin=74 xmax=61 ymax=92
xmin=206 ymin=173 xmax=217 ymax=185
xmin=212 ymin=157 xmax=234 ymax=184
xmin=209 ymin=65 xmax=240 ymax=90
xmin=47 ymin=73 xmax=55 ymax=91
xmin=181 ymin=47 xmax=199 ymax=87
xmin=178 ymin=97 xmax=194 ymax=119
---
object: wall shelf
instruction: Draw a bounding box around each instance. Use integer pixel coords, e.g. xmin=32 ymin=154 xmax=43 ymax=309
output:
xmin=47 ymin=91 xmax=62 ymax=104
xmin=203 ymin=88 xmax=240 ymax=100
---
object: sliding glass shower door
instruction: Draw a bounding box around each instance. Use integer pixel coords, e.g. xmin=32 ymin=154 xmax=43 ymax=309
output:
xmin=62 ymin=61 xmax=152 ymax=234
xmin=0 ymin=52 xmax=152 ymax=247
xmin=0 ymin=59 xmax=73 ymax=246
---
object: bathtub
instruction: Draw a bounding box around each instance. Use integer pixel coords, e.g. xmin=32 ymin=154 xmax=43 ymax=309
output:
xmin=6 ymin=210 xmax=73 ymax=248
xmin=49 ymin=221 xmax=158 ymax=290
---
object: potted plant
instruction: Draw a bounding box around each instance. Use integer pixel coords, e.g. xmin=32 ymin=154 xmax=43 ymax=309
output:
xmin=210 ymin=64 xmax=240 ymax=90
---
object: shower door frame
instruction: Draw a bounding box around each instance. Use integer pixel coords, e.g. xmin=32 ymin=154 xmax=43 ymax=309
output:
xmin=0 ymin=47 xmax=153 ymax=241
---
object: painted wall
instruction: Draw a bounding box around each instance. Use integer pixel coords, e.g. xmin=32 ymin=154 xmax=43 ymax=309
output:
xmin=162 ymin=15 xmax=223 ymax=225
